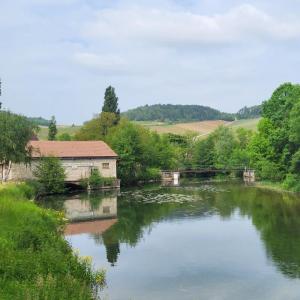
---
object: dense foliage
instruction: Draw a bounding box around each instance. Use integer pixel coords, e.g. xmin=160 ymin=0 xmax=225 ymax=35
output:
xmin=122 ymin=104 xmax=235 ymax=122
xmin=57 ymin=132 xmax=72 ymax=141
xmin=33 ymin=156 xmax=66 ymax=194
xmin=48 ymin=116 xmax=57 ymax=141
xmin=75 ymin=112 xmax=119 ymax=141
xmin=0 ymin=183 xmax=105 ymax=299
xmin=236 ymin=105 xmax=262 ymax=119
xmin=193 ymin=126 xmax=252 ymax=169
xmin=193 ymin=83 xmax=300 ymax=191
xmin=80 ymin=169 xmax=114 ymax=189
xmin=0 ymin=111 xmax=37 ymax=181
xmin=106 ymin=120 xmax=178 ymax=185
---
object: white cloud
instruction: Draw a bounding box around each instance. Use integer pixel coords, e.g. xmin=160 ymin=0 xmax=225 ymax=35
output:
xmin=83 ymin=4 xmax=300 ymax=45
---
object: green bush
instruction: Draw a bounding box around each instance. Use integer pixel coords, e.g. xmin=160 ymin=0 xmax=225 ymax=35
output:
xmin=256 ymin=160 xmax=283 ymax=181
xmin=33 ymin=156 xmax=66 ymax=194
xmin=282 ymin=174 xmax=300 ymax=192
xmin=89 ymin=169 xmax=103 ymax=189
xmin=0 ymin=183 xmax=105 ymax=299
xmin=80 ymin=171 xmax=116 ymax=189
xmin=137 ymin=167 xmax=161 ymax=182
xmin=102 ymin=177 xmax=115 ymax=186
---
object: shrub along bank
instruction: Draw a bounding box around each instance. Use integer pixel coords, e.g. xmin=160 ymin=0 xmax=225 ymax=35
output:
xmin=0 ymin=183 xmax=105 ymax=300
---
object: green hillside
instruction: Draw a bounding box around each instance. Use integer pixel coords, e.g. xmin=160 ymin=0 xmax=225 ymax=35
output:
xmin=123 ymin=104 xmax=235 ymax=122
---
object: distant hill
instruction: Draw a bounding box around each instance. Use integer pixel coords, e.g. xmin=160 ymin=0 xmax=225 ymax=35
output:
xmin=27 ymin=117 xmax=51 ymax=126
xmin=123 ymin=104 xmax=262 ymax=122
xmin=236 ymin=105 xmax=262 ymax=119
xmin=122 ymin=104 xmax=235 ymax=122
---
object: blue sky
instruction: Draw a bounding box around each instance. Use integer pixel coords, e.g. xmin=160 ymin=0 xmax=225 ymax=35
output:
xmin=1 ymin=0 xmax=300 ymax=124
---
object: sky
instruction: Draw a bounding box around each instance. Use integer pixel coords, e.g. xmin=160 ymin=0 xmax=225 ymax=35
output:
xmin=1 ymin=0 xmax=300 ymax=124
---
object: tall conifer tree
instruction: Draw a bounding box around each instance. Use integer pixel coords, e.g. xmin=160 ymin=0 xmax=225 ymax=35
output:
xmin=48 ymin=116 xmax=57 ymax=140
xmin=102 ymin=86 xmax=120 ymax=117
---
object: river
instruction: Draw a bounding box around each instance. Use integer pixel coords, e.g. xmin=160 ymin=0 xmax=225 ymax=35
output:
xmin=39 ymin=180 xmax=300 ymax=300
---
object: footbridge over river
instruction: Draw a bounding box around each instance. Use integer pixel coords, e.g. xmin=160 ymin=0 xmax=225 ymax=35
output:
xmin=161 ymin=166 xmax=255 ymax=183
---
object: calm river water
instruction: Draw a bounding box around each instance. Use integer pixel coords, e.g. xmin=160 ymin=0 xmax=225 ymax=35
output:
xmin=40 ymin=180 xmax=300 ymax=300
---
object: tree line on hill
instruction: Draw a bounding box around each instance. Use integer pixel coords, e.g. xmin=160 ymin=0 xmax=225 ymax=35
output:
xmin=236 ymin=105 xmax=261 ymax=119
xmin=122 ymin=103 xmax=262 ymax=122
xmin=122 ymin=104 xmax=235 ymax=122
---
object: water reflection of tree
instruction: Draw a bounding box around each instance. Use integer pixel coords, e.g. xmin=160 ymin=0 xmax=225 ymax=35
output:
xmin=99 ymin=184 xmax=300 ymax=277
xmin=204 ymin=185 xmax=300 ymax=279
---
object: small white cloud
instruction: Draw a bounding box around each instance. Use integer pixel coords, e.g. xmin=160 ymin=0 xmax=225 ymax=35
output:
xmin=83 ymin=4 xmax=300 ymax=45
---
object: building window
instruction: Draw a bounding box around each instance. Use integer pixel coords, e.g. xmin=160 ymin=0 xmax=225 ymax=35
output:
xmin=103 ymin=206 xmax=110 ymax=214
xmin=102 ymin=163 xmax=109 ymax=169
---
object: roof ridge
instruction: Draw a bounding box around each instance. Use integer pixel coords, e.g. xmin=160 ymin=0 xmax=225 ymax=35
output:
xmin=28 ymin=140 xmax=117 ymax=158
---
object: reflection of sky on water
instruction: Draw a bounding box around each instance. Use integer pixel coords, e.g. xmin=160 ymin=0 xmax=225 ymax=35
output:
xmin=61 ymin=182 xmax=300 ymax=300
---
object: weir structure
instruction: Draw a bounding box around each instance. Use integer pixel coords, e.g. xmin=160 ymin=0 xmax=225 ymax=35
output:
xmin=161 ymin=166 xmax=255 ymax=183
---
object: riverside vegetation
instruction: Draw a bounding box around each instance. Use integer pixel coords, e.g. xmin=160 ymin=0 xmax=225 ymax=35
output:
xmin=0 ymin=183 xmax=106 ymax=300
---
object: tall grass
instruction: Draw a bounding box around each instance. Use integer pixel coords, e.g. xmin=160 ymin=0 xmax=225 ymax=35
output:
xmin=0 ymin=183 xmax=105 ymax=300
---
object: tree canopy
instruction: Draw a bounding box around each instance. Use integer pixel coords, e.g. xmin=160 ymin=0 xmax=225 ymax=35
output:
xmin=106 ymin=120 xmax=177 ymax=185
xmin=33 ymin=156 xmax=66 ymax=194
xmin=75 ymin=112 xmax=119 ymax=141
xmin=102 ymin=86 xmax=120 ymax=116
xmin=0 ymin=111 xmax=37 ymax=181
xmin=192 ymin=82 xmax=300 ymax=191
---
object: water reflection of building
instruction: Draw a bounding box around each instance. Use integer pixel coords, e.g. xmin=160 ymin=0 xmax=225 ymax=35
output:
xmin=64 ymin=195 xmax=117 ymax=222
xmin=65 ymin=219 xmax=117 ymax=235
xmin=64 ymin=193 xmax=117 ymax=235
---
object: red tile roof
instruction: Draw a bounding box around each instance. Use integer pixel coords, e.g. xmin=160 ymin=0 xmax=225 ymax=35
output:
xmin=29 ymin=141 xmax=118 ymax=158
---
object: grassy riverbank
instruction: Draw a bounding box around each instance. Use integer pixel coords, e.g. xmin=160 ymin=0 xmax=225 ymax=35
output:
xmin=0 ymin=183 xmax=105 ymax=300
xmin=253 ymin=181 xmax=300 ymax=194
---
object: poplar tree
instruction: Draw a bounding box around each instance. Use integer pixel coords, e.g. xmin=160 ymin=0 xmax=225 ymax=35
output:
xmin=48 ymin=116 xmax=57 ymax=141
xmin=102 ymin=86 xmax=120 ymax=118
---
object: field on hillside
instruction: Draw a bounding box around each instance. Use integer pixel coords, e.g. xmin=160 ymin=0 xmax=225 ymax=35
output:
xmin=135 ymin=120 xmax=229 ymax=135
xmin=228 ymin=118 xmax=260 ymax=132
xmin=37 ymin=118 xmax=260 ymax=140
xmin=136 ymin=118 xmax=260 ymax=136
xmin=37 ymin=125 xmax=81 ymax=140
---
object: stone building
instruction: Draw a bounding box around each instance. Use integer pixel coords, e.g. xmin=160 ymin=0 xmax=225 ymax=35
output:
xmin=4 ymin=141 xmax=118 ymax=183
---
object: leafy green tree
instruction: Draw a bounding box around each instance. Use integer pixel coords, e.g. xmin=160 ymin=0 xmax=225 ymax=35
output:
xmin=289 ymin=102 xmax=300 ymax=145
xmin=102 ymin=86 xmax=120 ymax=118
xmin=193 ymin=135 xmax=215 ymax=167
xmin=290 ymin=150 xmax=300 ymax=174
xmin=87 ymin=169 xmax=103 ymax=189
xmin=48 ymin=116 xmax=57 ymax=141
xmin=75 ymin=112 xmax=118 ymax=141
xmin=0 ymin=111 xmax=37 ymax=181
xmin=33 ymin=156 xmax=66 ymax=194
xmin=212 ymin=126 xmax=237 ymax=168
xmin=107 ymin=120 xmax=144 ymax=185
xmin=236 ymin=128 xmax=253 ymax=149
xmin=106 ymin=120 xmax=177 ymax=185
xmin=57 ymin=133 xmax=72 ymax=141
